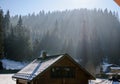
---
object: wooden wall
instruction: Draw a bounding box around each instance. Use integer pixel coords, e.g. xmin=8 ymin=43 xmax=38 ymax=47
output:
xmin=31 ymin=56 xmax=89 ymax=84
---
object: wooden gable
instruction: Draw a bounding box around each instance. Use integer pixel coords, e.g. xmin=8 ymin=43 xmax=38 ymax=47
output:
xmin=31 ymin=54 xmax=95 ymax=84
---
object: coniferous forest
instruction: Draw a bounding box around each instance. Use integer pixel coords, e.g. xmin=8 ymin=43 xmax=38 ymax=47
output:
xmin=0 ymin=8 xmax=120 ymax=73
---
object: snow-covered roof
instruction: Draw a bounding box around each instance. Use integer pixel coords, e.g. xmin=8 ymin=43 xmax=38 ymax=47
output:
xmin=90 ymin=78 xmax=120 ymax=84
xmin=110 ymin=67 xmax=120 ymax=70
xmin=106 ymin=73 xmax=120 ymax=75
xmin=12 ymin=54 xmax=64 ymax=80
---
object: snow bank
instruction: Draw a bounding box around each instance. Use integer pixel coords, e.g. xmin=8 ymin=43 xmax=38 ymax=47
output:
xmin=1 ymin=59 xmax=27 ymax=70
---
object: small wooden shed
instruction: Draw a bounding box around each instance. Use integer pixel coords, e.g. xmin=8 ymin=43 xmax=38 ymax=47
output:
xmin=12 ymin=53 xmax=95 ymax=84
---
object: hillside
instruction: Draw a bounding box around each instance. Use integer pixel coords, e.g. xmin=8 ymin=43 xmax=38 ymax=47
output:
xmin=1 ymin=8 xmax=120 ymax=73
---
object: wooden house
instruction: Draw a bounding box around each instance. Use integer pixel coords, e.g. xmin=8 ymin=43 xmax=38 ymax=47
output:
xmin=110 ymin=67 xmax=120 ymax=73
xmin=12 ymin=53 xmax=95 ymax=84
xmin=106 ymin=66 xmax=120 ymax=79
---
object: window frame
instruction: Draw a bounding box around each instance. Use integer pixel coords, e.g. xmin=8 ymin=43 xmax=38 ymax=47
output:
xmin=50 ymin=66 xmax=75 ymax=78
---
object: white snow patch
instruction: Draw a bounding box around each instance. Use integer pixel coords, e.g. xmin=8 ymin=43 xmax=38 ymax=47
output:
xmin=1 ymin=59 xmax=27 ymax=70
xmin=89 ymin=79 xmax=120 ymax=84
xmin=102 ymin=63 xmax=114 ymax=72
xmin=102 ymin=63 xmax=119 ymax=73
xmin=0 ymin=74 xmax=15 ymax=84
xmin=0 ymin=75 xmax=120 ymax=84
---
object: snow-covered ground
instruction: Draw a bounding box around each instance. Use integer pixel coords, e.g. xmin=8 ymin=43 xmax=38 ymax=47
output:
xmin=0 ymin=74 xmax=15 ymax=84
xmin=90 ymin=79 xmax=120 ymax=84
xmin=0 ymin=74 xmax=120 ymax=84
xmin=1 ymin=59 xmax=28 ymax=70
xmin=0 ymin=59 xmax=27 ymax=84
xmin=0 ymin=59 xmax=120 ymax=84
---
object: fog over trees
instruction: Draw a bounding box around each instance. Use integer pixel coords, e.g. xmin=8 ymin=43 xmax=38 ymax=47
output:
xmin=0 ymin=8 xmax=120 ymax=72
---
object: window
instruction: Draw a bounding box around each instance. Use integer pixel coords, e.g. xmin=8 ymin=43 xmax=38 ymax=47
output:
xmin=27 ymin=82 xmax=30 ymax=84
xmin=51 ymin=67 xmax=75 ymax=78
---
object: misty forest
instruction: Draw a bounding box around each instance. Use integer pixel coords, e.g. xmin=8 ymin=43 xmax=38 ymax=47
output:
xmin=0 ymin=8 xmax=120 ymax=73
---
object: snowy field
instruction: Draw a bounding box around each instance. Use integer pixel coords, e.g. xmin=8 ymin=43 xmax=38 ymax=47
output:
xmin=0 ymin=74 xmax=15 ymax=84
xmin=0 ymin=59 xmax=27 ymax=84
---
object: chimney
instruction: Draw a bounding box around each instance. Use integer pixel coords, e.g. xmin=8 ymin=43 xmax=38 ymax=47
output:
xmin=41 ymin=51 xmax=47 ymax=59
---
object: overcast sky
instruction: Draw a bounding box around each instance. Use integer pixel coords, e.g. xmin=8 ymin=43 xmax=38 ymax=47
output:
xmin=0 ymin=0 xmax=119 ymax=16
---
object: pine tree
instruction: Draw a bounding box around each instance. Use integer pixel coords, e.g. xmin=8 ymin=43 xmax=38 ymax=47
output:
xmin=17 ymin=15 xmax=22 ymax=27
xmin=5 ymin=15 xmax=32 ymax=61
xmin=3 ymin=10 xmax=10 ymax=37
xmin=80 ymin=20 xmax=89 ymax=67
xmin=3 ymin=10 xmax=11 ymax=58
xmin=0 ymin=8 xmax=4 ymax=59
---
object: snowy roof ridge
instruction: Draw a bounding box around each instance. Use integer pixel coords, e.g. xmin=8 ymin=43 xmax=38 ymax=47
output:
xmin=12 ymin=54 xmax=64 ymax=80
